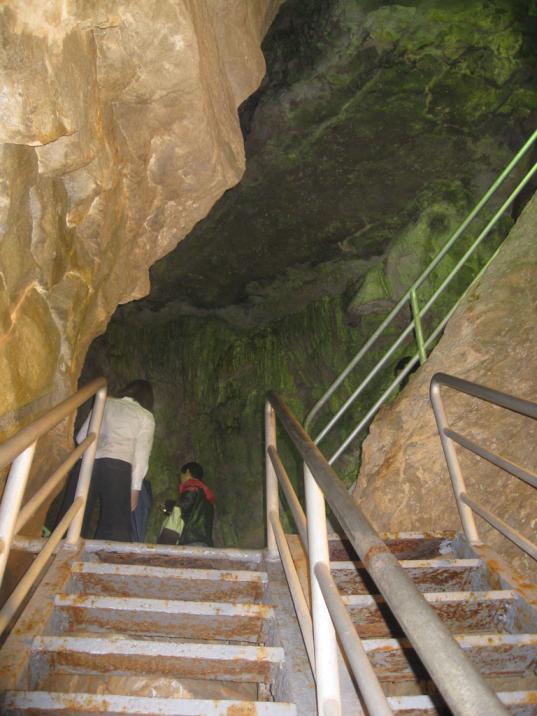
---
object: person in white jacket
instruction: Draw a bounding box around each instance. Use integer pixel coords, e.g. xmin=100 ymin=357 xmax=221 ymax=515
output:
xmin=57 ymin=380 xmax=155 ymax=542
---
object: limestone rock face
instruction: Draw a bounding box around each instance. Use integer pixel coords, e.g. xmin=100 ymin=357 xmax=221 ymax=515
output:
xmin=0 ymin=0 xmax=281 ymax=440
xmin=354 ymin=193 xmax=537 ymax=576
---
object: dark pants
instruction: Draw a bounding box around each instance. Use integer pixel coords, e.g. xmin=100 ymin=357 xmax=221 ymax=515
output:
xmin=57 ymin=458 xmax=132 ymax=542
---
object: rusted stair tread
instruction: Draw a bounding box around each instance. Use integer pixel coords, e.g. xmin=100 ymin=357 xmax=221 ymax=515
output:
xmin=331 ymin=558 xmax=484 ymax=595
xmin=342 ymin=589 xmax=517 ymax=638
xmin=68 ymin=562 xmax=267 ymax=603
xmin=52 ymin=594 xmax=274 ymax=643
xmin=84 ymin=540 xmax=263 ymax=572
xmin=1 ymin=691 xmax=297 ymax=715
xmin=387 ymin=690 xmax=537 ymax=715
xmin=30 ymin=635 xmax=284 ymax=684
xmin=36 ymin=670 xmax=259 ymax=699
xmin=328 ymin=531 xmax=457 ymax=561
xmin=360 ymin=633 xmax=537 ymax=682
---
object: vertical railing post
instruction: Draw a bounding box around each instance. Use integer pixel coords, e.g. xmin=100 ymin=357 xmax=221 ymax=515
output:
xmin=66 ymin=386 xmax=107 ymax=544
xmin=304 ymin=463 xmax=341 ymax=716
xmin=0 ymin=443 xmax=37 ymax=584
xmin=410 ymin=289 xmax=427 ymax=365
xmin=265 ymin=400 xmax=278 ymax=558
xmin=430 ymin=379 xmax=481 ymax=544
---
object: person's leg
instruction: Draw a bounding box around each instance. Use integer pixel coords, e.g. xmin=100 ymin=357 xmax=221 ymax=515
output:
xmin=93 ymin=459 xmax=132 ymax=542
xmin=54 ymin=460 xmax=81 ymax=528
xmin=81 ymin=466 xmax=99 ymax=538
xmin=54 ymin=460 xmax=99 ymax=538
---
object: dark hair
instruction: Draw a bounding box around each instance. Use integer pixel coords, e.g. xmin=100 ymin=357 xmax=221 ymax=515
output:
xmin=117 ymin=380 xmax=154 ymax=411
xmin=180 ymin=461 xmax=204 ymax=480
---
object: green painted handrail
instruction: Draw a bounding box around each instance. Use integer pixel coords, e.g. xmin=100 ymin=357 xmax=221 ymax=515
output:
xmin=305 ymin=128 xmax=537 ymax=464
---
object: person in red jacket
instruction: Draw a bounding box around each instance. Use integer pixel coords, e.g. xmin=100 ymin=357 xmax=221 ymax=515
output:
xmin=178 ymin=462 xmax=216 ymax=546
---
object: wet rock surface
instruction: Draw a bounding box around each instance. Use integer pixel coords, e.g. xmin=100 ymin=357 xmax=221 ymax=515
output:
xmin=0 ymin=0 xmax=281 ymax=439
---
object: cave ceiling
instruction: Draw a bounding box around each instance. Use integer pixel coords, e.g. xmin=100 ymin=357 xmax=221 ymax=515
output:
xmin=116 ymin=0 xmax=537 ymax=331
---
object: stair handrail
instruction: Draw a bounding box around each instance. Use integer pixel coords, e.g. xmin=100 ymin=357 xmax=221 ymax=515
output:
xmin=0 ymin=378 xmax=107 ymax=633
xmin=305 ymin=128 xmax=537 ymax=464
xmin=431 ymin=372 xmax=537 ymax=560
xmin=265 ymin=392 xmax=508 ymax=716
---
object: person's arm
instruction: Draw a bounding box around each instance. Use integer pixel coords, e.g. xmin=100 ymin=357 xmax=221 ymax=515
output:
xmin=130 ymin=411 xmax=155 ymax=503
xmin=75 ymin=412 xmax=91 ymax=444
xmin=178 ymin=488 xmax=197 ymax=517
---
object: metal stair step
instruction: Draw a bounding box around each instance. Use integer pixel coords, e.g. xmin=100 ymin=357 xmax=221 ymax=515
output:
xmin=1 ymin=691 xmax=297 ymax=715
xmin=342 ymin=589 xmax=518 ymax=638
xmin=360 ymin=633 xmax=537 ymax=683
xmin=83 ymin=540 xmax=263 ymax=571
xmin=52 ymin=594 xmax=274 ymax=643
xmin=328 ymin=531 xmax=457 ymax=561
xmin=68 ymin=562 xmax=267 ymax=603
xmin=387 ymin=690 xmax=537 ymax=715
xmin=30 ymin=636 xmax=285 ymax=684
xmin=332 ymin=558 xmax=485 ymax=595
xmin=35 ymin=670 xmax=260 ymax=700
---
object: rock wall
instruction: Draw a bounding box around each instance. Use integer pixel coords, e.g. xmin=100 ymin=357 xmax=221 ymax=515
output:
xmin=354 ymin=192 xmax=537 ymax=577
xmin=0 ymin=0 xmax=281 ymax=446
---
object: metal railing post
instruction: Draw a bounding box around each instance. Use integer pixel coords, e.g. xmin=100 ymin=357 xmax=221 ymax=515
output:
xmin=265 ymin=400 xmax=278 ymax=558
xmin=430 ymin=378 xmax=481 ymax=544
xmin=0 ymin=497 xmax=83 ymax=634
xmin=66 ymin=386 xmax=107 ymax=544
xmin=304 ymin=463 xmax=341 ymax=716
xmin=410 ymin=289 xmax=427 ymax=365
xmin=0 ymin=443 xmax=37 ymax=584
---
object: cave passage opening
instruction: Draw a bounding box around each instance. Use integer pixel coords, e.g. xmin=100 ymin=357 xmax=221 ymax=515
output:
xmin=67 ymin=0 xmax=537 ymax=547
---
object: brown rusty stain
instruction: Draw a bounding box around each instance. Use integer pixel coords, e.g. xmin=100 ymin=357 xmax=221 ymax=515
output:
xmin=62 ymin=606 xmax=264 ymax=642
xmin=76 ymin=573 xmax=262 ymax=603
xmin=363 ymin=543 xmax=391 ymax=568
xmin=42 ymin=644 xmax=276 ymax=682
xmin=349 ymin=592 xmax=514 ymax=639
xmin=95 ymin=549 xmax=260 ymax=571
xmin=226 ymin=704 xmax=257 ymax=715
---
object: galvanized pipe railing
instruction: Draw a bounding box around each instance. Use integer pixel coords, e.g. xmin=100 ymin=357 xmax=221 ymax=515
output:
xmin=0 ymin=378 xmax=107 ymax=632
xmin=305 ymin=128 xmax=537 ymax=463
xmin=430 ymin=372 xmax=537 ymax=561
xmin=266 ymin=391 xmax=508 ymax=716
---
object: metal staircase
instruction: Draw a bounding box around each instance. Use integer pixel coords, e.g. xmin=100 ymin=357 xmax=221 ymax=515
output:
xmin=0 ymin=372 xmax=536 ymax=714
xmin=291 ymin=529 xmax=537 ymax=714
xmin=2 ymin=531 xmax=537 ymax=715
xmin=0 ymin=540 xmax=299 ymax=714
